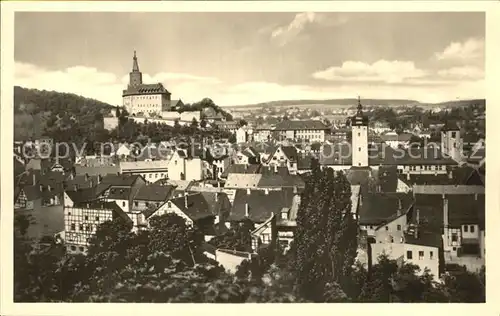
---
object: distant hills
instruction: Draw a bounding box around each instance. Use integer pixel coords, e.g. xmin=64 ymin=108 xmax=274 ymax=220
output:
xmin=227 ymin=98 xmax=486 ymax=109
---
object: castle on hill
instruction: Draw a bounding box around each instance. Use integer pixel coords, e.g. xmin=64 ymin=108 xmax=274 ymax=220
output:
xmin=122 ymin=51 xmax=200 ymax=123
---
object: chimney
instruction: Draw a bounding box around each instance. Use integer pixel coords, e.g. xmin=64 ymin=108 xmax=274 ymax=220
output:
xmin=39 ymin=184 xmax=43 ymax=192
xmin=398 ymin=198 xmax=402 ymax=211
xmin=264 ymin=188 xmax=269 ymax=195
xmin=246 ymin=188 xmax=251 ymax=195
xmin=274 ymin=164 xmax=278 ymax=173
xmin=32 ymin=173 xmax=36 ymax=186
xmin=89 ymin=179 xmax=94 ymax=188
xmin=47 ymin=184 xmax=52 ymax=192
xmin=448 ymin=170 xmax=453 ymax=179
xmin=215 ymin=192 xmax=218 ymax=202
xmin=85 ymin=173 xmax=89 ymax=181
xmin=97 ymin=174 xmax=102 ymax=184
xmin=293 ymin=185 xmax=298 ymax=194
xmin=475 ymin=193 xmax=478 ymax=200
xmin=406 ymin=172 xmax=410 ymax=180
xmin=73 ymin=184 xmax=78 ymax=191
xmin=245 ymin=203 xmax=249 ymax=217
xmin=184 ymin=194 xmax=188 ymax=209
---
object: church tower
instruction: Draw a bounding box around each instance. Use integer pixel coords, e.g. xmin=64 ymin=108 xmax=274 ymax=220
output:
xmin=351 ymin=97 xmax=369 ymax=167
xmin=129 ymin=50 xmax=143 ymax=87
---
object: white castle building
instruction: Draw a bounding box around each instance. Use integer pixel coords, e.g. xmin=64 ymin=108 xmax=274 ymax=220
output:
xmin=122 ymin=51 xmax=200 ymax=123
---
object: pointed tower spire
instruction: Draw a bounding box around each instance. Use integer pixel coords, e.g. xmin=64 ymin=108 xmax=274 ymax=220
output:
xmin=132 ymin=50 xmax=140 ymax=72
xmin=357 ymin=95 xmax=363 ymax=113
xmin=129 ymin=50 xmax=143 ymax=87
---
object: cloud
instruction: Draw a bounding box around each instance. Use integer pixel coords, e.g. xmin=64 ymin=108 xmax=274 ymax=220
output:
xmin=312 ymin=60 xmax=428 ymax=84
xmin=434 ymin=37 xmax=484 ymax=62
xmin=15 ymin=62 xmax=484 ymax=107
xmin=270 ymin=12 xmax=347 ymax=46
xmin=437 ymin=66 xmax=484 ymax=80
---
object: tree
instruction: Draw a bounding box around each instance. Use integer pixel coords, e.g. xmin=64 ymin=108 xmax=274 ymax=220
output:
xmin=292 ymin=166 xmax=357 ymax=301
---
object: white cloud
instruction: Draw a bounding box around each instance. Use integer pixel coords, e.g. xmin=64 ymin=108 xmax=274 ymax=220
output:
xmin=270 ymin=12 xmax=348 ymax=46
xmin=14 ymin=61 xmax=484 ymax=107
xmin=312 ymin=60 xmax=428 ymax=84
xmin=435 ymin=38 xmax=484 ymax=62
xmin=437 ymin=66 xmax=484 ymax=80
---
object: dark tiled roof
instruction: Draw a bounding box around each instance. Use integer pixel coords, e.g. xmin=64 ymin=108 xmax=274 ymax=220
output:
xmin=196 ymin=191 xmax=232 ymax=218
xmin=274 ymin=120 xmax=329 ymax=131
xmin=377 ymin=165 xmax=399 ymax=192
xmin=134 ymin=184 xmax=175 ymax=201
xmin=123 ymin=83 xmax=170 ymax=96
xmin=358 ymin=192 xmax=414 ymax=225
xmin=229 ymin=188 xmax=296 ymax=222
xmin=170 ymin=193 xmax=214 ymax=221
xmin=404 ymin=230 xmax=442 ymax=248
xmin=107 ymin=187 xmax=132 ymax=200
xmin=447 ymin=194 xmax=485 ymax=228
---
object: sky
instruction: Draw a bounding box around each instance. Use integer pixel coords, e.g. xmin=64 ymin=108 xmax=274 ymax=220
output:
xmin=14 ymin=12 xmax=485 ymax=106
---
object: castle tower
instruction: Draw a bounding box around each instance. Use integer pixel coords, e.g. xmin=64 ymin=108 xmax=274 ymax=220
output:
xmin=351 ymin=97 xmax=369 ymax=167
xmin=129 ymin=50 xmax=143 ymax=87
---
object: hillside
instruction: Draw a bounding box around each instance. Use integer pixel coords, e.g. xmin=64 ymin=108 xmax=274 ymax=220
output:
xmin=227 ymin=98 xmax=485 ymax=110
xmin=14 ymin=86 xmax=115 ymax=141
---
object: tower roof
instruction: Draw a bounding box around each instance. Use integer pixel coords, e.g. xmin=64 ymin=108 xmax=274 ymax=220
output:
xmin=132 ymin=50 xmax=140 ymax=72
xmin=351 ymin=96 xmax=369 ymax=126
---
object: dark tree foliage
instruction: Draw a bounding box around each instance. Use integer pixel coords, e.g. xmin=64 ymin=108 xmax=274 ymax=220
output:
xmin=292 ymin=165 xmax=358 ymax=301
xmin=209 ymin=219 xmax=254 ymax=252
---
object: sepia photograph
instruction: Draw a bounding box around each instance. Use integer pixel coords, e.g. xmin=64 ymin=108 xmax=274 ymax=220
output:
xmin=1 ymin=2 xmax=498 ymax=310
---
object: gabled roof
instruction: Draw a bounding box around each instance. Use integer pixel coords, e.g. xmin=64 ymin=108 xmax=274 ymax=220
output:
xmin=380 ymin=133 xmax=413 ymax=142
xmin=170 ymin=193 xmax=214 ymax=221
xmin=106 ymin=187 xmax=132 ymax=200
xmin=358 ymin=192 xmax=414 ymax=225
xmin=404 ymin=230 xmax=442 ymax=248
xmin=229 ymin=188 xmax=296 ymax=222
xmin=134 ymin=184 xmax=175 ymax=201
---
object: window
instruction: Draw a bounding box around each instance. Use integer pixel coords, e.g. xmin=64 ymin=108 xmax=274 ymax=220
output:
xmin=79 ymin=246 xmax=84 ymax=252
xmin=358 ymin=147 xmax=361 ymax=152
xmin=79 ymin=224 xmax=83 ymax=231
xmin=418 ymin=251 xmax=424 ymax=260
xmin=167 ymin=202 xmax=172 ymax=208
xmin=470 ymin=225 xmax=475 ymax=233
xmin=397 ymin=224 xmax=402 ymax=231
xmin=134 ymin=201 xmax=138 ymax=207
xmin=451 ymin=234 xmax=458 ymax=242
xmin=407 ymin=250 xmax=413 ymax=259
xmin=430 ymin=251 xmax=434 ymax=259
xmin=84 ymin=216 xmax=88 ymax=220
xmin=145 ymin=202 xmax=149 ymax=207
xmin=68 ymin=212 xmax=71 ymax=215
xmin=71 ymin=246 xmax=76 ymax=251
xmin=385 ymin=226 xmax=389 ymax=231
xmin=71 ymin=223 xmax=75 ymax=231
xmin=262 ymin=234 xmax=271 ymax=243
xmin=358 ymin=132 xmax=360 ymax=137
xmin=464 ymin=225 xmax=468 ymax=232
xmin=95 ymin=216 xmax=99 ymax=221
